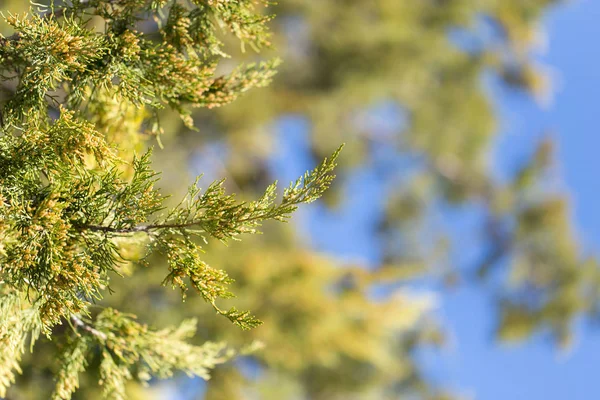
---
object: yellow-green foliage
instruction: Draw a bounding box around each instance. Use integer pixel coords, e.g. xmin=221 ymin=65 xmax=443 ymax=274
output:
xmin=0 ymin=1 xmax=340 ymax=398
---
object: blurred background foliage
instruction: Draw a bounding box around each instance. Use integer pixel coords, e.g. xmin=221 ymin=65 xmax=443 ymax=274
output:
xmin=2 ymin=0 xmax=599 ymax=399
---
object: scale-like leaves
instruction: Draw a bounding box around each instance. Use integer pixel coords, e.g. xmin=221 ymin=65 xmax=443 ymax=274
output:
xmin=0 ymin=1 xmax=340 ymax=396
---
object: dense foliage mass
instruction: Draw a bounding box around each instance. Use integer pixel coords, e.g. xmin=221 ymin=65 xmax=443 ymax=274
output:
xmin=0 ymin=1 xmax=340 ymax=398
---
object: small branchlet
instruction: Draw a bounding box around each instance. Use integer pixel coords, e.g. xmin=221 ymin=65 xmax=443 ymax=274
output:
xmin=52 ymin=309 xmax=237 ymax=400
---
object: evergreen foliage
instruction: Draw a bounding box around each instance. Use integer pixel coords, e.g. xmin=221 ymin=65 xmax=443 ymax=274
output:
xmin=0 ymin=1 xmax=339 ymax=397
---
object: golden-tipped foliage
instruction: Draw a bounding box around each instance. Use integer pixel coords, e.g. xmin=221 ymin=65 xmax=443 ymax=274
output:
xmin=0 ymin=1 xmax=340 ymax=398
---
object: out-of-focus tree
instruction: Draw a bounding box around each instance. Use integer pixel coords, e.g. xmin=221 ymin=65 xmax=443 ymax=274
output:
xmin=147 ymin=0 xmax=600 ymax=396
xmin=180 ymin=0 xmax=600 ymax=347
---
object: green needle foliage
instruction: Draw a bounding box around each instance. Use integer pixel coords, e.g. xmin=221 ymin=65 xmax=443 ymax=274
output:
xmin=0 ymin=1 xmax=340 ymax=398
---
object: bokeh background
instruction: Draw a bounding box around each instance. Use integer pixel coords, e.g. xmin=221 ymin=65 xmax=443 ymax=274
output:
xmin=2 ymin=0 xmax=600 ymax=399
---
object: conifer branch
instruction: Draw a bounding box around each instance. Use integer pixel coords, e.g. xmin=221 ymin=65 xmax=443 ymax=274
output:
xmin=0 ymin=0 xmax=341 ymax=397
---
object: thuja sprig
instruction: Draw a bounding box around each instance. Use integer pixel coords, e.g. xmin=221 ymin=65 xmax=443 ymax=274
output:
xmin=52 ymin=309 xmax=237 ymax=400
xmin=74 ymin=145 xmax=343 ymax=329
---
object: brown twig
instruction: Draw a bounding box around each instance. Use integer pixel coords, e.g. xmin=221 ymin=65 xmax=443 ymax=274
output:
xmin=70 ymin=314 xmax=107 ymax=341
